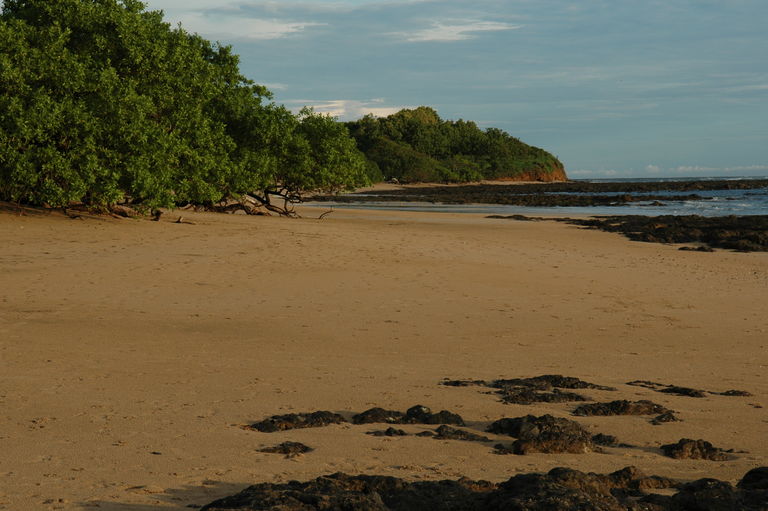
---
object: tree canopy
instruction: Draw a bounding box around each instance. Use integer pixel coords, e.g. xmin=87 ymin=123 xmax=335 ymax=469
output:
xmin=0 ymin=0 xmax=369 ymax=213
xmin=346 ymin=107 xmax=565 ymax=183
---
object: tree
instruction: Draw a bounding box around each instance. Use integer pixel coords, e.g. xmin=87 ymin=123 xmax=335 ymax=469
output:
xmin=252 ymin=108 xmax=369 ymax=215
xmin=0 ymin=0 xmax=369 ymax=214
xmin=366 ymin=137 xmax=447 ymax=182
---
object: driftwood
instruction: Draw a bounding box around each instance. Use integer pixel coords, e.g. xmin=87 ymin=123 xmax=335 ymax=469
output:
xmin=3 ymin=185 xmax=315 ymax=220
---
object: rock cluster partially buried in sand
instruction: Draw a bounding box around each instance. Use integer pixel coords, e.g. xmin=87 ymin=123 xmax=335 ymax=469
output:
xmin=201 ymin=466 xmax=768 ymax=511
xmin=233 ymin=375 xmax=756 ymax=509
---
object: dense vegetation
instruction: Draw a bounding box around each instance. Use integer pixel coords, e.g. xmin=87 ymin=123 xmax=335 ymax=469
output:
xmin=0 ymin=0 xmax=369 ymax=214
xmin=346 ymin=107 xmax=565 ymax=183
xmin=0 ymin=0 xmax=566 ymax=215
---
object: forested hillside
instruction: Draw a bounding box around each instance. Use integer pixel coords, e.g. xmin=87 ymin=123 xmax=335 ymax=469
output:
xmin=346 ymin=107 xmax=566 ymax=183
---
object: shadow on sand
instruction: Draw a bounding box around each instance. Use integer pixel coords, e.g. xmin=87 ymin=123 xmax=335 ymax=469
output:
xmin=78 ymin=480 xmax=249 ymax=510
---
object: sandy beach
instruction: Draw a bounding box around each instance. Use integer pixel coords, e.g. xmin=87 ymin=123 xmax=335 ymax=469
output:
xmin=1 ymin=207 xmax=767 ymax=510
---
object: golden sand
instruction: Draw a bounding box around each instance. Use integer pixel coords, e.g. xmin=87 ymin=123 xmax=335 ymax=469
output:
xmin=1 ymin=207 xmax=766 ymax=509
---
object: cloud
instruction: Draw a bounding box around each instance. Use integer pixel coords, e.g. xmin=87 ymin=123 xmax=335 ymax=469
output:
xmin=282 ymin=98 xmax=411 ymax=120
xmin=175 ymin=12 xmax=324 ymax=39
xmin=723 ymin=165 xmax=768 ymax=172
xmin=392 ymin=20 xmax=521 ymax=42
xmin=672 ymin=166 xmax=721 ymax=173
xmin=645 ymin=165 xmax=661 ymax=174
xmin=261 ymin=82 xmax=288 ymax=91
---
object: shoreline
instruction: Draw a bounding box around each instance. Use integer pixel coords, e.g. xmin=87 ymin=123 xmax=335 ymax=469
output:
xmin=1 ymin=208 xmax=766 ymax=509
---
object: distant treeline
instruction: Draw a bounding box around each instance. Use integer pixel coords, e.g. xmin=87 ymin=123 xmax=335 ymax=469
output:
xmin=347 ymin=107 xmax=566 ymax=183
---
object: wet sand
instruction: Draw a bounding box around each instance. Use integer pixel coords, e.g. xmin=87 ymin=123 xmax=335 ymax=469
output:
xmin=1 ymin=207 xmax=766 ymax=510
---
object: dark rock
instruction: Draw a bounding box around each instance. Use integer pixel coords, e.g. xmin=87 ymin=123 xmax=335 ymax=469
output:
xmin=562 ymin=215 xmax=768 ymax=252
xmin=248 ymin=411 xmax=347 ymax=432
xmin=628 ymin=379 xmax=705 ymax=396
xmin=670 ymin=479 xmax=742 ymax=511
xmin=498 ymin=387 xmax=589 ymax=405
xmin=627 ymin=380 xmax=752 ymax=398
xmin=739 ymin=467 xmax=768 ymax=490
xmin=720 ymin=389 xmax=753 ymax=397
xmin=353 ymin=405 xmax=464 ymax=426
xmin=486 ymin=214 xmax=542 ymax=221
xmin=491 ymin=374 xmax=615 ymax=391
xmin=493 ymin=443 xmax=515 ymax=455
xmin=432 ymin=425 xmax=490 ymax=443
xmin=679 ymin=245 xmax=715 ymax=252
xmin=626 ymin=380 xmax=664 ymax=390
xmin=443 ymin=374 xmax=614 ymax=406
xmin=440 ymin=379 xmax=488 ymax=387
xmin=591 ymin=433 xmax=620 ymax=447
xmin=487 ymin=415 xmax=597 ymax=454
xmin=200 ymin=472 xmax=492 ymax=511
xmin=573 ymin=400 xmax=670 ymax=416
xmin=258 ymin=442 xmax=313 ymax=458
xmin=403 ymin=405 xmax=465 ymax=426
xmin=661 ymin=438 xmax=731 ymax=461
xmin=367 ymin=427 xmax=408 ymax=437
xmin=659 ymin=386 xmax=707 ymax=398
xmin=415 ymin=431 xmax=435 ymax=437
xmin=491 ymin=375 xmax=615 ymax=404
xmin=202 ymin=467 xmax=768 ymax=511
xmin=651 ymin=411 xmax=681 ymax=425
xmin=310 ymin=179 xmax=767 ymax=209
xmin=353 ymin=407 xmax=405 ymax=425
xmin=607 ymin=466 xmax=676 ymax=491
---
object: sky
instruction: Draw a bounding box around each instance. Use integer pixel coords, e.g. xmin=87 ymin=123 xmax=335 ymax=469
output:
xmin=144 ymin=0 xmax=768 ymax=179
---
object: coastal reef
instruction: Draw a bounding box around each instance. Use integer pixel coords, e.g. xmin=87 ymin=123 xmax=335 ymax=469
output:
xmin=489 ymin=214 xmax=768 ymax=252
xmin=563 ymin=215 xmax=768 ymax=252
xmin=310 ymin=178 xmax=768 ymax=207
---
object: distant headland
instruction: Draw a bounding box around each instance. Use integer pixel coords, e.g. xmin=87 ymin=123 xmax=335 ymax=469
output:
xmin=346 ymin=106 xmax=567 ymax=184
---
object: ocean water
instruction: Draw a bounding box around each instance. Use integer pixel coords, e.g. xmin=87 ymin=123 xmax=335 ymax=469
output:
xmin=309 ymin=177 xmax=768 ymax=217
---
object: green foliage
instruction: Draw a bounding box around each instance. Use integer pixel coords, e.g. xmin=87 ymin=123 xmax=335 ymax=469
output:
xmin=0 ymin=0 xmax=368 ymax=210
xmin=366 ymin=137 xmax=447 ymax=183
xmin=346 ymin=107 xmax=565 ymax=183
xmin=287 ymin=108 xmax=368 ymax=194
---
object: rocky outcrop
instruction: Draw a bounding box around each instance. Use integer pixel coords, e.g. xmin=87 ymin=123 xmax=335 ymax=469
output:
xmin=431 ymin=425 xmax=491 ymax=443
xmin=562 ymin=215 xmax=768 ymax=252
xmin=352 ymin=405 xmax=464 ymax=426
xmin=573 ymin=400 xmax=670 ymax=417
xmin=441 ymin=374 xmax=615 ymax=406
xmin=661 ymin=438 xmax=731 ymax=461
xmin=504 ymin=165 xmax=568 ymax=183
xmin=247 ymin=411 xmax=347 ymax=432
xmin=367 ymin=427 xmax=408 ymax=437
xmin=487 ymin=414 xmax=600 ymax=454
xmin=201 ymin=466 xmax=768 ymax=511
xmin=258 ymin=442 xmax=313 ymax=458
xmin=627 ymin=380 xmax=752 ymax=397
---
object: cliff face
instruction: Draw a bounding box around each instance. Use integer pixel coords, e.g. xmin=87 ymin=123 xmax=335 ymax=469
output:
xmin=496 ymin=163 xmax=568 ymax=182
xmin=509 ymin=165 xmax=568 ymax=182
